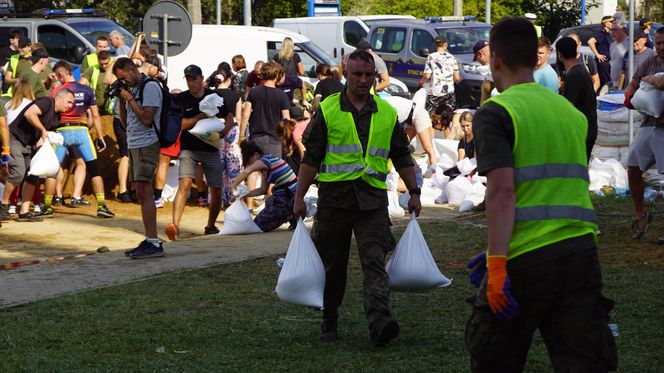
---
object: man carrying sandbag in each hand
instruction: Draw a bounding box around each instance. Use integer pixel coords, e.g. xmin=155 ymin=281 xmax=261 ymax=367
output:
xmin=293 ymin=50 xmax=421 ymax=347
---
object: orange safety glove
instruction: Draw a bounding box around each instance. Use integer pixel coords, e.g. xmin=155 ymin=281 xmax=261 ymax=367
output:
xmin=486 ymin=255 xmax=519 ymax=320
xmin=1 ymin=146 xmax=9 ymax=164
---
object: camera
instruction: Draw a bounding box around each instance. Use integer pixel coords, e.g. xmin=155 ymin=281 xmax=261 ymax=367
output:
xmin=104 ymin=80 xmax=127 ymax=99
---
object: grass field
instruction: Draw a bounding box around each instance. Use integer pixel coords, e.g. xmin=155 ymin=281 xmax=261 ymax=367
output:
xmin=1 ymin=196 xmax=663 ymax=372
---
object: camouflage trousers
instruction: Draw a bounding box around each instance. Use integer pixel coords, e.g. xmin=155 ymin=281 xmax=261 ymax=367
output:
xmin=311 ymin=207 xmax=396 ymax=324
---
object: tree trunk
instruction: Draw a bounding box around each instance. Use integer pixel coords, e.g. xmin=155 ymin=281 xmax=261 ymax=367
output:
xmin=188 ymin=0 xmax=203 ymax=24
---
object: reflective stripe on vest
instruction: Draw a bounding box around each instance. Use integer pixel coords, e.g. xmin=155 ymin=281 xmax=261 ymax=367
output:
xmin=318 ymin=92 xmax=397 ymax=189
xmin=487 ymin=83 xmax=597 ymax=260
xmin=2 ymin=54 xmax=20 ymax=98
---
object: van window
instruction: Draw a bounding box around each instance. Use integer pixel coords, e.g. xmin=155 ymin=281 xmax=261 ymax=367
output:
xmin=436 ymin=27 xmax=491 ymax=55
xmin=38 ymin=25 xmax=87 ymax=64
xmin=370 ymin=27 xmax=406 ymax=54
xmin=0 ymin=27 xmax=29 ymax=49
xmin=411 ymin=29 xmax=434 ymax=56
xmin=343 ymin=21 xmax=367 ymax=47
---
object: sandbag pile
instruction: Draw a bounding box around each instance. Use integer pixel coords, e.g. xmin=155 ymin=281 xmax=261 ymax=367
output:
xmin=594 ymin=93 xmax=642 ymax=166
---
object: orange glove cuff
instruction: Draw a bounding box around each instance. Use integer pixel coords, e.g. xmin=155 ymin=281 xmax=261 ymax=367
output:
xmin=487 ymin=255 xmax=507 ymax=273
xmin=1 ymin=146 xmax=9 ymax=155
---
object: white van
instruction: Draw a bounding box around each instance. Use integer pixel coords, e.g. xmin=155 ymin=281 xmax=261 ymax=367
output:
xmin=166 ymin=25 xmax=337 ymax=91
xmin=273 ymin=15 xmax=415 ymax=64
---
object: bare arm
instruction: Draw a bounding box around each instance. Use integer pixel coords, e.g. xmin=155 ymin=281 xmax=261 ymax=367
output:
xmin=312 ymin=94 xmax=322 ymax=112
xmin=587 ymin=37 xmax=606 ymax=62
xmin=88 ymin=104 xmax=105 ymax=139
xmin=643 ymin=74 xmax=664 ymax=90
xmin=297 ymin=62 xmax=305 ymax=76
xmin=239 ymin=101 xmax=252 ymax=140
xmin=281 ymin=109 xmax=290 ymax=120
xmin=375 ymin=72 xmax=390 ymax=92
xmin=453 ymin=71 xmax=461 ymax=84
xmin=119 ymin=88 xmax=156 ymax=127
xmin=591 ymin=73 xmax=600 ymax=92
xmin=458 ymin=148 xmax=466 ymax=161
xmin=231 ymin=161 xmax=268 ymax=190
xmin=102 ymin=59 xmax=118 ymax=86
xmin=0 ymin=116 xmax=8 ymax=148
xmin=295 ymin=140 xmax=305 ymax=160
xmin=418 ymin=72 xmax=432 ymax=87
xmin=485 ymin=167 xmax=516 ymax=257
xmin=181 ymin=112 xmax=207 ymax=131
xmin=293 ymin=162 xmax=318 ymax=218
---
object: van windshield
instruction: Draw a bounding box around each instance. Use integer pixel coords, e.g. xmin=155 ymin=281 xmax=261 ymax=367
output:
xmin=63 ymin=19 xmax=134 ymax=47
xmin=436 ymin=27 xmax=491 ymax=55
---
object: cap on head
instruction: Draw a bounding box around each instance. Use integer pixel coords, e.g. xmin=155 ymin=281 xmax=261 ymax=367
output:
xmin=18 ymin=35 xmax=31 ymax=48
xmin=640 ymin=18 xmax=652 ymax=27
xmin=601 ymin=15 xmax=614 ymax=23
xmin=473 ymin=40 xmax=489 ymax=55
xmin=184 ymin=64 xmax=203 ymax=78
xmin=355 ymin=40 xmax=371 ymax=51
xmin=524 ymin=13 xmax=537 ymax=20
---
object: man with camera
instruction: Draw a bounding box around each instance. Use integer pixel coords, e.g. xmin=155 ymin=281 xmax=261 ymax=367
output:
xmin=112 ymin=57 xmax=164 ymax=259
xmin=38 ymin=61 xmax=114 ymax=218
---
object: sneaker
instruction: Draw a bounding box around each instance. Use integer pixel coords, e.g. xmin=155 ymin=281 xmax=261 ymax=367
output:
xmin=204 ymin=225 xmax=219 ymax=235
xmin=0 ymin=204 xmax=11 ymax=221
xmin=33 ymin=204 xmax=42 ymax=214
xmin=198 ymin=196 xmax=209 ymax=207
xmin=36 ymin=207 xmax=54 ymax=218
xmin=155 ymin=198 xmax=165 ymax=208
xmin=129 ymin=240 xmax=165 ymax=259
xmin=116 ymin=191 xmax=133 ymax=203
xmin=97 ymin=205 xmax=115 ymax=218
xmin=17 ymin=211 xmax=43 ymax=222
xmin=52 ymin=196 xmax=64 ymax=206
xmin=7 ymin=205 xmax=16 ymax=215
xmin=631 ymin=212 xmax=653 ymax=240
xmin=369 ymin=317 xmax=400 ymax=347
xmin=70 ymin=197 xmax=91 ymax=207
xmin=165 ymin=223 xmax=178 ymax=241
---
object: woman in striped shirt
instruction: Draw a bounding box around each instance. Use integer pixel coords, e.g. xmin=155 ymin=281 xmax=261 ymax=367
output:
xmin=231 ymin=141 xmax=298 ymax=232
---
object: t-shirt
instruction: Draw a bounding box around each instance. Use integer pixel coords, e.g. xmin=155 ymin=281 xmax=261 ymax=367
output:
xmin=0 ymin=46 xmax=16 ymax=67
xmin=247 ymin=85 xmax=290 ymax=139
xmin=372 ymin=54 xmax=388 ymax=75
xmin=231 ymin=69 xmax=248 ymax=97
xmin=609 ymin=40 xmax=629 ymax=85
xmin=631 ymin=55 xmax=664 ymax=126
xmin=260 ymin=154 xmax=297 ymax=196
xmin=533 ymin=64 xmax=560 ymax=92
xmin=563 ymin=64 xmax=598 ymax=142
xmin=246 ymin=70 xmax=262 ymax=88
xmin=115 ymin=43 xmax=131 ymax=57
xmin=382 ymin=95 xmax=432 ymax=134
xmin=592 ymin=29 xmax=613 ymax=57
xmin=458 ymin=136 xmax=475 ymax=159
xmin=623 ymin=49 xmax=657 ymax=86
xmin=10 ymin=96 xmax=58 ymax=146
xmin=13 ymin=57 xmax=31 ymax=80
xmin=274 ymin=53 xmax=301 ymax=76
xmin=576 ymin=53 xmax=598 ymax=76
xmin=82 ymin=66 xmax=109 ymax=113
xmin=127 ymin=79 xmax=161 ymax=149
xmin=314 ymin=78 xmax=344 ymax=102
xmin=292 ymin=118 xmax=310 ymax=143
xmin=21 ymin=69 xmax=48 ymax=98
xmin=423 ymin=51 xmax=459 ymax=96
xmin=277 ymin=74 xmax=302 ymax=101
xmin=52 ymin=81 xmax=96 ymax=124
xmin=216 ymin=88 xmax=240 ymax=116
xmin=179 ymin=88 xmax=228 ymax=152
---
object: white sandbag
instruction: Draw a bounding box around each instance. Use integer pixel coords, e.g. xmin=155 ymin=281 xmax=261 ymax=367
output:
xmin=162 ymin=160 xmax=180 ymax=202
xmin=219 ymin=199 xmax=263 ymax=235
xmin=632 ymin=75 xmax=664 ymax=117
xmin=421 ymin=182 xmax=439 ymax=206
xmin=588 ymin=158 xmax=628 ymax=191
xmin=447 ymin=175 xmax=472 ymax=205
xmin=386 ymin=213 xmax=452 ymax=291
xmin=47 ymin=131 xmax=64 ymax=146
xmin=597 ymin=108 xmax=643 ymax=123
xmin=456 ymin=157 xmax=477 ymax=176
xmin=276 ymin=219 xmax=325 ymax=308
xmin=388 ymin=190 xmax=405 ymax=218
xmin=435 ymin=188 xmax=448 ymax=204
xmin=591 ymin=145 xmax=620 ymax=161
xmin=432 ymin=139 xmax=459 ymax=163
xmin=432 ymin=167 xmax=450 ymax=189
xmin=189 ymin=118 xmax=225 ymax=148
xmin=398 ymin=191 xmax=410 ymax=210
xmin=386 ymin=167 xmax=399 ymax=191
xmin=619 ymin=147 xmax=630 ymax=167
xmin=471 ymin=174 xmax=487 ymax=185
xmin=435 ymin=153 xmax=456 ymax=171
xmin=304 ymin=196 xmax=318 ymax=218
xmin=198 ymin=93 xmax=224 ymax=116
xmin=459 ymin=200 xmax=474 ymax=212
xmin=28 ymin=139 xmax=59 ymax=177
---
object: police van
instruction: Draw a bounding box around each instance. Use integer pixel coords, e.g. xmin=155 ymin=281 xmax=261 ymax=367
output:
xmin=366 ymin=16 xmax=491 ymax=108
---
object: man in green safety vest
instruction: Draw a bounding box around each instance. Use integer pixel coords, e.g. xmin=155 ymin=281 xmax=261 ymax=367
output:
xmin=80 ymin=36 xmax=110 ymax=73
xmin=465 ymin=17 xmax=617 ymax=372
xmin=2 ymin=35 xmax=32 ymax=102
xmin=293 ymin=50 xmax=421 ymax=347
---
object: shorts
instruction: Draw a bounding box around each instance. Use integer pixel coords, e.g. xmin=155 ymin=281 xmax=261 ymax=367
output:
xmin=8 ymin=136 xmax=35 ymax=185
xmin=626 ymin=126 xmax=664 ymax=173
xmin=178 ymin=149 xmax=223 ymax=188
xmin=425 ymin=93 xmax=456 ymax=115
xmin=112 ymin=117 xmax=128 ymax=157
xmin=160 ymin=132 xmax=181 ymax=158
xmin=128 ymin=142 xmax=160 ymax=183
xmin=54 ymin=126 xmax=97 ymax=163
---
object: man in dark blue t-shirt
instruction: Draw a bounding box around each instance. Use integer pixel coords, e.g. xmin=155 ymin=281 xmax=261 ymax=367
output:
xmin=588 ymin=15 xmax=615 ymax=88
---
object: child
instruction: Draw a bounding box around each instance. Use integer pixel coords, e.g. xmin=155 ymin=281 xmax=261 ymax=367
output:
xmin=231 ymin=141 xmax=298 ymax=232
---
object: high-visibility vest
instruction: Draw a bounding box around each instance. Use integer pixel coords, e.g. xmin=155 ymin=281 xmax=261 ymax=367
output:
xmin=534 ymin=25 xmax=543 ymax=37
xmin=2 ymin=54 xmax=20 ymax=98
xmin=84 ymin=53 xmax=98 ymax=69
xmin=318 ymin=92 xmax=397 ymax=189
xmin=487 ymin=83 xmax=597 ymax=260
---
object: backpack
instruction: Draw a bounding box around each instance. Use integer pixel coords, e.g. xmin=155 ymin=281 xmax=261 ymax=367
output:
xmin=137 ymin=76 xmax=183 ymax=148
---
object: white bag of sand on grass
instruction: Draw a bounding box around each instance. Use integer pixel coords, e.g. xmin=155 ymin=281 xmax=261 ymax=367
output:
xmin=219 ymin=199 xmax=262 ymax=235
xmin=276 ymin=218 xmax=325 ymax=308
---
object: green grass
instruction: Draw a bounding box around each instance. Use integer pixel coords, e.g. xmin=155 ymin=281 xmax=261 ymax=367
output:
xmin=1 ymin=197 xmax=663 ymax=372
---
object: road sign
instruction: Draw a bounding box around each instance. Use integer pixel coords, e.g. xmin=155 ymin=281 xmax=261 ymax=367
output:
xmin=142 ymin=0 xmax=192 ymax=66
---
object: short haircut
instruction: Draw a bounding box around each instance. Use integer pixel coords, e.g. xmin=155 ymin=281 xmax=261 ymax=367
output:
xmin=489 ymin=17 xmax=538 ymax=70
xmin=232 ymin=54 xmax=246 ymax=70
xmin=97 ymin=50 xmax=112 ymax=60
xmin=53 ymin=60 xmax=73 ymax=74
xmin=537 ymin=36 xmax=552 ymax=49
xmin=656 ymin=26 xmax=664 ymax=35
xmin=9 ymin=28 xmax=23 ymax=39
xmin=240 ymin=141 xmax=264 ymax=167
xmin=112 ymin=57 xmax=136 ymax=75
xmin=435 ymin=35 xmax=448 ymax=45
xmin=109 ymin=30 xmax=123 ymax=39
xmin=30 ymin=48 xmax=49 ymax=64
xmin=260 ymin=60 xmax=283 ymax=81
xmin=55 ymin=87 xmax=73 ymax=98
xmin=96 ymin=36 xmax=109 ymax=43
xmin=347 ymin=49 xmax=375 ymax=67
xmin=556 ymin=37 xmax=577 ymax=60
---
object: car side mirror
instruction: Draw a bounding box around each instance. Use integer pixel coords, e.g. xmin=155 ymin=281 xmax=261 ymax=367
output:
xmin=419 ymin=48 xmax=430 ymax=57
xmin=72 ymin=46 xmax=86 ymax=64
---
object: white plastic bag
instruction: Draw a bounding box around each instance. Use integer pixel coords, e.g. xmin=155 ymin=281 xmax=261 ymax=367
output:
xmin=47 ymin=131 xmax=64 ymax=146
xmin=388 ymin=190 xmax=405 ymax=218
xmin=28 ymin=139 xmax=59 ymax=177
xmin=219 ymin=199 xmax=263 ymax=235
xmin=189 ymin=117 xmax=225 ymax=148
xmin=276 ymin=218 xmax=325 ymax=308
xmin=456 ymin=157 xmax=477 ymax=176
xmin=446 ymin=175 xmax=473 ymax=205
xmin=386 ymin=213 xmax=452 ymax=290
xmin=632 ymin=75 xmax=664 ymax=118
xmin=198 ymin=93 xmax=224 ymax=117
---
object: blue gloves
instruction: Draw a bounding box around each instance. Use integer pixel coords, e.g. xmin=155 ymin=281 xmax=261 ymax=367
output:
xmin=467 ymin=253 xmax=487 ymax=288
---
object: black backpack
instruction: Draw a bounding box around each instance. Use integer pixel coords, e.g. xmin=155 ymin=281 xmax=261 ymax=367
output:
xmin=137 ymin=77 xmax=183 ymax=148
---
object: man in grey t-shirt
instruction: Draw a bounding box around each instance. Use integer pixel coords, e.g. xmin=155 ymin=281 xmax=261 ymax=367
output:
xmin=114 ymin=57 xmax=165 ymax=259
xmin=609 ymin=22 xmax=629 ymax=89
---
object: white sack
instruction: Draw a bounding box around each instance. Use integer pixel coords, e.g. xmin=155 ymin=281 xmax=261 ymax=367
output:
xmin=421 ymin=182 xmax=439 ymax=206
xmin=162 ymin=160 xmax=180 ymax=202
xmin=459 ymin=183 xmax=486 ymax=212
xmin=447 ymin=175 xmax=473 ymax=205
xmin=388 ymin=190 xmax=405 ymax=218
xmin=435 ymin=153 xmax=456 ymax=171
xmin=398 ymin=191 xmax=410 ymax=210
xmin=386 ymin=213 xmax=452 ymax=290
xmin=632 ymin=75 xmax=664 ymax=118
xmin=591 ymin=145 xmax=620 ymax=161
xmin=597 ymin=107 xmax=643 ymax=123
xmin=28 ymin=139 xmax=59 ymax=177
xmin=189 ymin=118 xmax=225 ymax=148
xmin=47 ymin=131 xmax=64 ymax=146
xmin=588 ymin=158 xmax=628 ymax=191
xmin=435 ymin=188 xmax=448 ymax=204
xmin=456 ymin=157 xmax=477 ymax=176
xmin=432 ymin=139 xmax=459 ymax=163
xmin=276 ymin=219 xmax=325 ymax=308
xmin=219 ymin=200 xmax=263 ymax=235
xmin=432 ymin=167 xmax=450 ymax=189
xmin=386 ymin=167 xmax=400 ymax=191
xmin=199 ymin=93 xmax=224 ymax=117
xmin=304 ymin=185 xmax=318 ymax=218
xmin=459 ymin=200 xmax=475 ymax=212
